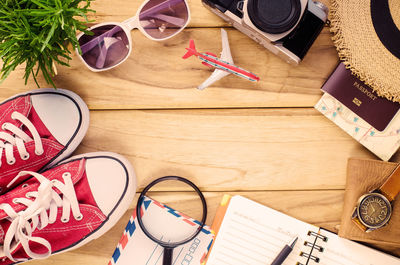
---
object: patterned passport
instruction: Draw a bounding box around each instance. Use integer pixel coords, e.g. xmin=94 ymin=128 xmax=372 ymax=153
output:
xmin=321 ymin=63 xmax=400 ymax=131
xmin=315 ymin=64 xmax=400 ymax=161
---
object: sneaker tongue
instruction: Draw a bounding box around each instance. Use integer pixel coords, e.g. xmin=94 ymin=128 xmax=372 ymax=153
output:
xmin=0 ymin=94 xmax=55 ymax=142
xmin=0 ymin=95 xmax=32 ymax=132
xmin=21 ymin=105 xmax=54 ymax=140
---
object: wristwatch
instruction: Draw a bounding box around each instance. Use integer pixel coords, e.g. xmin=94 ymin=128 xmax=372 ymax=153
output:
xmin=352 ymin=163 xmax=400 ymax=232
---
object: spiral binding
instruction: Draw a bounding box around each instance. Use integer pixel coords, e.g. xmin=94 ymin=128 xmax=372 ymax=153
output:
xmin=295 ymin=231 xmax=328 ymax=265
xmin=307 ymin=231 xmax=328 ymax=242
xmin=304 ymin=241 xmax=324 ymax=252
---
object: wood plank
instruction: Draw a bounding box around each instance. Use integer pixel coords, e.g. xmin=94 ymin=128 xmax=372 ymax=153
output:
xmin=74 ymin=108 xmax=376 ymax=191
xmin=85 ymin=0 xmax=331 ymax=28
xmin=1 ymin=27 xmax=338 ymax=109
xmin=26 ymin=191 xmax=400 ymax=265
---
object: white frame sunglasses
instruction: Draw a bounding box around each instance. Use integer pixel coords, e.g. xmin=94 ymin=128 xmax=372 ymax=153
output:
xmin=76 ymin=0 xmax=191 ymax=72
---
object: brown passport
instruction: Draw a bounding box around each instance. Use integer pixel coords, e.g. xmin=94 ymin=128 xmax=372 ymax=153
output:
xmin=321 ymin=63 xmax=400 ymax=131
xmin=340 ymin=158 xmax=400 ymax=247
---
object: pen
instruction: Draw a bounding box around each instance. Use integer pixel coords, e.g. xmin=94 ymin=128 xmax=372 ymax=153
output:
xmin=270 ymin=237 xmax=298 ymax=265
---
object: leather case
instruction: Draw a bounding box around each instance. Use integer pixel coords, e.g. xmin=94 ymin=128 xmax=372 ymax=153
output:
xmin=340 ymin=158 xmax=400 ymax=250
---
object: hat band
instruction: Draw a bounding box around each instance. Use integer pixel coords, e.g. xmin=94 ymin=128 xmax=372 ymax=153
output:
xmin=371 ymin=0 xmax=400 ymax=59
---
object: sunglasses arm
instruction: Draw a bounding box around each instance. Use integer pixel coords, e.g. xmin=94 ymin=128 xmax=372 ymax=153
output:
xmin=139 ymin=0 xmax=182 ymax=18
xmin=123 ymin=0 xmax=185 ymax=30
xmin=123 ymin=16 xmax=140 ymax=31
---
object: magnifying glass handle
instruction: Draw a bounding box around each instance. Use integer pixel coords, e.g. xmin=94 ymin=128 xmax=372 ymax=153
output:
xmin=163 ymin=247 xmax=173 ymax=265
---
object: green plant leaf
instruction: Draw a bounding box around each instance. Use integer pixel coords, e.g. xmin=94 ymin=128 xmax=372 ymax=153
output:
xmin=40 ymin=21 xmax=57 ymax=52
xmin=0 ymin=0 xmax=95 ymax=87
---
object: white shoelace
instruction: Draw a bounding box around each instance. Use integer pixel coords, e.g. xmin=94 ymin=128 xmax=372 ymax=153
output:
xmin=0 ymin=171 xmax=83 ymax=262
xmin=0 ymin=111 xmax=44 ymax=167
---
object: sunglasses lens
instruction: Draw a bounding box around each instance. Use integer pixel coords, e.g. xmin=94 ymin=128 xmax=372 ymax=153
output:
xmin=78 ymin=25 xmax=130 ymax=70
xmin=139 ymin=0 xmax=189 ymax=40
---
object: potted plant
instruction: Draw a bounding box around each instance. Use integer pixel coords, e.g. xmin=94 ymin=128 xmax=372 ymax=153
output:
xmin=0 ymin=0 xmax=94 ymax=87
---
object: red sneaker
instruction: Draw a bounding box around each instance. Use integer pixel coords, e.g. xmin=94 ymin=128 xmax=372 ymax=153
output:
xmin=0 ymin=89 xmax=89 ymax=193
xmin=0 ymin=152 xmax=136 ymax=264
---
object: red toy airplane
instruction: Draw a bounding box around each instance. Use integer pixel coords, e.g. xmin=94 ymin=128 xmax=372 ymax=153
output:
xmin=183 ymin=29 xmax=260 ymax=90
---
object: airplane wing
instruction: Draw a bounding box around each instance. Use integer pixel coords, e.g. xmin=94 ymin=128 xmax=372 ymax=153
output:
xmin=198 ymin=69 xmax=230 ymax=90
xmin=220 ymin=29 xmax=234 ymax=64
xmin=197 ymin=29 xmax=234 ymax=90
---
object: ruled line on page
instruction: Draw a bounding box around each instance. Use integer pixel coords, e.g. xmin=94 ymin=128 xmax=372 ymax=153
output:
xmin=218 ymin=243 xmax=266 ymax=264
xmin=228 ymin=220 xmax=289 ymax=249
xmin=321 ymin=247 xmax=364 ymax=265
xmin=223 ymin=231 xmax=300 ymax=264
xmin=224 ymin=227 xmax=296 ymax=259
xmin=210 ymin=214 xmax=302 ymax=265
xmin=215 ymin=254 xmax=252 ymax=265
xmin=229 ymin=212 xmax=303 ymax=253
xmin=230 ymin=212 xmax=301 ymax=247
xmin=223 ymin=232 xmax=271 ymax=259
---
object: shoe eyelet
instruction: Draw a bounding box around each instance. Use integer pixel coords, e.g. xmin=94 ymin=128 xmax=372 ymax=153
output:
xmin=62 ymin=172 xmax=71 ymax=178
xmin=25 ymin=193 xmax=32 ymax=198
xmin=61 ymin=218 xmax=69 ymax=223
xmin=10 ymin=112 xmax=17 ymax=120
xmin=51 ymin=179 xmax=57 ymax=184
xmin=22 ymin=183 xmax=29 ymax=188
xmin=7 ymin=159 xmax=16 ymax=165
xmin=12 ymin=198 xmax=18 ymax=204
xmin=75 ymin=214 xmax=83 ymax=221
xmin=1 ymin=124 xmax=6 ymax=130
xmin=21 ymin=153 xmax=30 ymax=161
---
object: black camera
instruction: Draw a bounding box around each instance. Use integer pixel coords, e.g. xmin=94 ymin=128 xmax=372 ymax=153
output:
xmin=202 ymin=0 xmax=328 ymax=64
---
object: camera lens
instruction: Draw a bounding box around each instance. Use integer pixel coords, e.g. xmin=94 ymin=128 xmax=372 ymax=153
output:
xmin=247 ymin=0 xmax=301 ymax=34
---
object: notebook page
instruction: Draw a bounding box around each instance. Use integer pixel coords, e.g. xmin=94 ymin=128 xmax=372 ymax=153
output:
xmin=206 ymin=195 xmax=319 ymax=265
xmin=311 ymin=229 xmax=400 ymax=265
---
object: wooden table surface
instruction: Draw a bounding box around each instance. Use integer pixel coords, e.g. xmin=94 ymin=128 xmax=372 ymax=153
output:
xmin=2 ymin=0 xmax=399 ymax=264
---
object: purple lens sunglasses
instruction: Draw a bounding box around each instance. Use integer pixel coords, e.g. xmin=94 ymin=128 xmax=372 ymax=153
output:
xmin=76 ymin=0 xmax=190 ymax=71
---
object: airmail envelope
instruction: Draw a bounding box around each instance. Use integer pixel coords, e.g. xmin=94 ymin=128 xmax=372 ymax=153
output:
xmin=108 ymin=196 xmax=214 ymax=265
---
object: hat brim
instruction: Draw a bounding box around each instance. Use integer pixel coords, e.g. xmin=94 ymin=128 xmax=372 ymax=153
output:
xmin=330 ymin=0 xmax=400 ymax=102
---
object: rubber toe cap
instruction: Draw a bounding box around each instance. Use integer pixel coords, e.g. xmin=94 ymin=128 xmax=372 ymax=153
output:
xmin=31 ymin=92 xmax=82 ymax=146
xmin=85 ymin=156 xmax=134 ymax=215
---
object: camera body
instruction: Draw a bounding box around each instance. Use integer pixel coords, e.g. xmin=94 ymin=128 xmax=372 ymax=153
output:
xmin=202 ymin=0 xmax=328 ymax=64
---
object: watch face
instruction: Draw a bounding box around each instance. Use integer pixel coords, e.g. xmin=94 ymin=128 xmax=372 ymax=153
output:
xmin=358 ymin=193 xmax=392 ymax=229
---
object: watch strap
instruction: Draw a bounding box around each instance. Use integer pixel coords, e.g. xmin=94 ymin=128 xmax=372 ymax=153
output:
xmin=379 ymin=164 xmax=400 ymax=202
xmin=352 ymin=216 xmax=367 ymax=232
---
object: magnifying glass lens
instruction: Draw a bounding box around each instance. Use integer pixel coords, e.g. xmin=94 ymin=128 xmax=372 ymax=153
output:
xmin=137 ymin=177 xmax=206 ymax=250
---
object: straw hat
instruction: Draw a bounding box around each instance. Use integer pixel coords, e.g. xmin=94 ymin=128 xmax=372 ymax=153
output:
xmin=330 ymin=0 xmax=400 ymax=102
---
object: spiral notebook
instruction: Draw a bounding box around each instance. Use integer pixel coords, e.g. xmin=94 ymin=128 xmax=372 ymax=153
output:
xmin=206 ymin=195 xmax=399 ymax=265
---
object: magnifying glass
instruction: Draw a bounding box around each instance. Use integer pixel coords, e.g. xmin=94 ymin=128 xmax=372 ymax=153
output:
xmin=136 ymin=176 xmax=207 ymax=265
